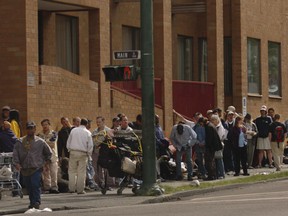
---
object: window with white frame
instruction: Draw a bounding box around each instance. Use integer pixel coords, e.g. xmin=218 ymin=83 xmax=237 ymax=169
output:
xmin=247 ymin=38 xmax=261 ymax=94
xmin=268 ymin=41 xmax=281 ymax=96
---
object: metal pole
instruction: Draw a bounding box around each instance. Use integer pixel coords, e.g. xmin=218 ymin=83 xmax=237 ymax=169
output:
xmin=136 ymin=0 xmax=163 ymax=196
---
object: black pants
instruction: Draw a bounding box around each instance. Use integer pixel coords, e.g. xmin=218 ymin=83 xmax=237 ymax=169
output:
xmin=233 ymin=146 xmax=248 ymax=175
xmin=223 ymin=142 xmax=234 ymax=172
xmin=204 ymin=150 xmax=216 ymax=178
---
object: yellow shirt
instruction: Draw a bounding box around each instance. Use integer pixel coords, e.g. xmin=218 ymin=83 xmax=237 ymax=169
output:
xmin=10 ymin=120 xmax=21 ymax=138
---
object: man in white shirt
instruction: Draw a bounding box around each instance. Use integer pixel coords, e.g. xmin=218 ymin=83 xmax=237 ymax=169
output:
xmin=66 ymin=118 xmax=93 ymax=194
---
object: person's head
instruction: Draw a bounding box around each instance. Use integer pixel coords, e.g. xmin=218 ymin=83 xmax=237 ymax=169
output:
xmin=260 ymin=105 xmax=268 ymax=117
xmin=206 ymin=110 xmax=213 ymax=120
xmin=274 ymin=114 xmax=280 ymax=122
xmin=9 ymin=109 xmax=20 ymax=122
xmin=244 ymin=113 xmax=252 ymax=123
xmin=268 ymin=107 xmax=275 ymax=118
xmin=41 ymin=119 xmax=51 ymax=132
xmin=155 ymin=114 xmax=160 ymax=125
xmin=112 ymin=117 xmax=120 ymax=129
xmin=2 ymin=106 xmax=10 ymax=120
xmin=136 ymin=114 xmax=142 ymax=125
xmin=96 ymin=116 xmax=105 ymax=129
xmin=176 ymin=123 xmax=184 ymax=135
xmin=226 ymin=111 xmax=234 ymax=121
xmin=193 ymin=112 xmax=203 ymax=122
xmin=3 ymin=121 xmax=11 ymax=130
xmin=86 ymin=119 xmax=92 ymax=130
xmin=234 ymin=116 xmax=243 ymax=128
xmin=120 ymin=115 xmax=129 ymax=129
xmin=80 ymin=118 xmax=88 ymax=126
xmin=213 ymin=108 xmax=222 ymax=118
xmin=197 ymin=117 xmax=205 ymax=127
xmin=210 ymin=114 xmax=220 ymax=126
xmin=26 ymin=121 xmax=36 ymax=136
xmin=72 ymin=117 xmax=81 ymax=127
xmin=60 ymin=117 xmax=70 ymax=128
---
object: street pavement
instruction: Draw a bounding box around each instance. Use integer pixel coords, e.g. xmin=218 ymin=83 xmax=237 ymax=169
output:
xmin=0 ymin=164 xmax=288 ymax=215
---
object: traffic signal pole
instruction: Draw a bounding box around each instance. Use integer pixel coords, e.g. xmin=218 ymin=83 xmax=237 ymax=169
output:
xmin=136 ymin=0 xmax=163 ymax=196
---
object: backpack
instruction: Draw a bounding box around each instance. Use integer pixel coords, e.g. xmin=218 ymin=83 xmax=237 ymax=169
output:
xmin=274 ymin=125 xmax=284 ymax=145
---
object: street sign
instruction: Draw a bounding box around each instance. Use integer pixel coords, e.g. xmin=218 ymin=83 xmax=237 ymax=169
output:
xmin=113 ymin=50 xmax=141 ymax=60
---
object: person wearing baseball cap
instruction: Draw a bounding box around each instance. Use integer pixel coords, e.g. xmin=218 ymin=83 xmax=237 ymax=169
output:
xmin=13 ymin=120 xmax=52 ymax=209
xmin=254 ymin=105 xmax=273 ymax=168
xmin=1 ymin=105 xmax=11 ymax=122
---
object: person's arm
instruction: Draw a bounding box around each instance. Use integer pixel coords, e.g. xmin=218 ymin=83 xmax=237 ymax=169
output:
xmin=13 ymin=141 xmax=21 ymax=171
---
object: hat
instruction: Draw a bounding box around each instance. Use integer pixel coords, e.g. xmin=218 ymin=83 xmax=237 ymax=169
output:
xmin=206 ymin=110 xmax=213 ymax=115
xmin=26 ymin=121 xmax=36 ymax=128
xmin=260 ymin=105 xmax=267 ymax=112
xmin=227 ymin=111 xmax=234 ymax=115
xmin=227 ymin=106 xmax=236 ymax=113
xmin=2 ymin=106 xmax=11 ymax=111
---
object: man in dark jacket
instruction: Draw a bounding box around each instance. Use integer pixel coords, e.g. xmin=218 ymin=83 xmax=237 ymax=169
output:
xmin=204 ymin=118 xmax=223 ymax=180
xmin=0 ymin=121 xmax=17 ymax=153
xmin=57 ymin=117 xmax=71 ymax=159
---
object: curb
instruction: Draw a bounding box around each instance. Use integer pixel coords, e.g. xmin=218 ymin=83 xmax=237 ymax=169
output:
xmin=142 ymin=176 xmax=288 ymax=204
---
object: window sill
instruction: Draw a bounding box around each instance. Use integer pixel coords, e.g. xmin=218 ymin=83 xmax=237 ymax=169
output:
xmin=248 ymin=93 xmax=262 ymax=98
xmin=269 ymin=95 xmax=282 ymax=100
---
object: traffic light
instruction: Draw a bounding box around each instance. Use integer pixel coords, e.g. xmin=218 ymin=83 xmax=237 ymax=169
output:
xmin=102 ymin=65 xmax=138 ymax=82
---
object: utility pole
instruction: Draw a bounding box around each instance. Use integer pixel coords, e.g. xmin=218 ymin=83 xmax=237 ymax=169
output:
xmin=136 ymin=0 xmax=163 ymax=196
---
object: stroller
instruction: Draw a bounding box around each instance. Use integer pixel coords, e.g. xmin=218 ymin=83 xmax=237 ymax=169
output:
xmin=94 ymin=130 xmax=142 ymax=195
xmin=0 ymin=152 xmax=23 ymax=200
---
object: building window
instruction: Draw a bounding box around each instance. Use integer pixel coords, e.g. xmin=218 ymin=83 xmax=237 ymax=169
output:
xmin=268 ymin=42 xmax=281 ymax=96
xmin=247 ymin=38 xmax=261 ymax=94
xmin=122 ymin=26 xmax=140 ymax=65
xmin=177 ymin=36 xmax=193 ymax=80
xmin=56 ymin=15 xmax=79 ymax=74
xmin=224 ymin=37 xmax=232 ymax=96
xmin=198 ymin=38 xmax=207 ymax=82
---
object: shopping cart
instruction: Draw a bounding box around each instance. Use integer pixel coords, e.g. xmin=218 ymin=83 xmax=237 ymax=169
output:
xmin=94 ymin=130 xmax=143 ymax=195
xmin=0 ymin=152 xmax=23 ymax=200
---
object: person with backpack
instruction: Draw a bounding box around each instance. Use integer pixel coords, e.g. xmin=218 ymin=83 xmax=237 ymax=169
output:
xmin=269 ymin=114 xmax=287 ymax=171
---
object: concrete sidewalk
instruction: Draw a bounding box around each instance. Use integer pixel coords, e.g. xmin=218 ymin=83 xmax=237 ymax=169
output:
xmin=0 ymin=165 xmax=287 ymax=215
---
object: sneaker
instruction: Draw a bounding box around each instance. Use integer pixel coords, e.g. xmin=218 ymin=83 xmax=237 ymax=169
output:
xmin=49 ymin=189 xmax=60 ymax=194
xmin=176 ymin=176 xmax=183 ymax=181
xmin=187 ymin=176 xmax=193 ymax=181
xmin=269 ymin=164 xmax=274 ymax=168
xmin=243 ymin=173 xmax=250 ymax=176
xmin=77 ymin=191 xmax=86 ymax=195
xmin=28 ymin=202 xmax=40 ymax=209
xmin=276 ymin=168 xmax=281 ymax=171
xmin=234 ymin=173 xmax=240 ymax=176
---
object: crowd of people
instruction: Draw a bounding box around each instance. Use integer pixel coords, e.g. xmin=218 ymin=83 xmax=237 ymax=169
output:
xmin=0 ymin=104 xmax=288 ymax=209
xmin=172 ymin=105 xmax=288 ymax=181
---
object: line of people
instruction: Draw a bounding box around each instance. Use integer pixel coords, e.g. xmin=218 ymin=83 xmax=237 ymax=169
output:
xmin=1 ymin=104 xmax=288 ymax=209
xmin=172 ymin=105 xmax=288 ymax=181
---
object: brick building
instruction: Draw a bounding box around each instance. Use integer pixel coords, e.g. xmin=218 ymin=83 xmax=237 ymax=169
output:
xmin=0 ymin=0 xmax=287 ymax=133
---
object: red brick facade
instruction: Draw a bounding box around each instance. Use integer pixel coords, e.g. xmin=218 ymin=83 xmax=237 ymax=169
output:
xmin=1 ymin=0 xmax=288 ymax=134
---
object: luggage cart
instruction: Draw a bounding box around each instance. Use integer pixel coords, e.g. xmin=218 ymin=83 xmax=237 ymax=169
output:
xmin=0 ymin=153 xmax=23 ymax=200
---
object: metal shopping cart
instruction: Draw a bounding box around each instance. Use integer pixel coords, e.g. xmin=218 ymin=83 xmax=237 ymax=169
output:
xmin=0 ymin=152 xmax=23 ymax=200
xmin=94 ymin=130 xmax=143 ymax=195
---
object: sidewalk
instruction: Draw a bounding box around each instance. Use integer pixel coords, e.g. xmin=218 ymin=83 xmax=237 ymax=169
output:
xmin=0 ymin=165 xmax=287 ymax=215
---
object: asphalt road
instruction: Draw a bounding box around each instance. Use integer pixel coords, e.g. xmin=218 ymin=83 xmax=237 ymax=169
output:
xmin=16 ymin=179 xmax=288 ymax=216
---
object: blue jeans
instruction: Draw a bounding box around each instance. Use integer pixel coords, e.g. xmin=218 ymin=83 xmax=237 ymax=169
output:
xmin=23 ymin=169 xmax=42 ymax=206
xmin=195 ymin=145 xmax=206 ymax=177
xmin=176 ymin=146 xmax=192 ymax=178
xmin=215 ymin=158 xmax=225 ymax=178
xmin=86 ymin=159 xmax=96 ymax=185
